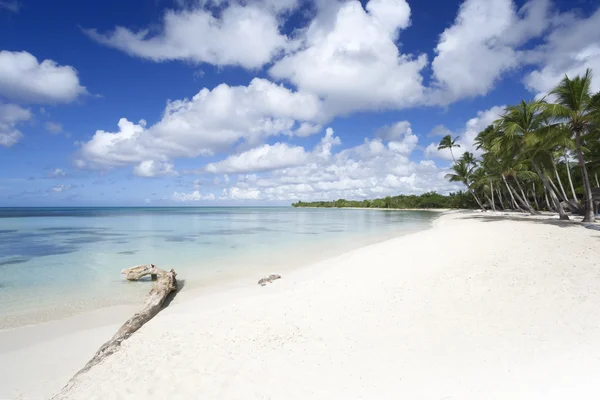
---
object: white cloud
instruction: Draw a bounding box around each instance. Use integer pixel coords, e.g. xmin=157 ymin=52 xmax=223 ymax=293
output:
xmin=205 ymin=142 xmax=308 ymax=174
xmin=430 ymin=0 xmax=551 ymax=103
xmin=376 ymin=120 xmax=413 ymax=141
xmin=425 ymin=105 xmax=505 ymax=161
xmin=0 ymin=103 xmax=31 ymax=147
xmin=0 ymin=50 xmax=86 ymax=104
xmin=172 ymin=191 xmax=216 ymax=202
xmin=51 ymin=184 xmax=73 ymax=193
xmin=269 ymin=0 xmax=427 ymax=116
xmin=45 ymin=121 xmax=63 ymax=134
xmin=523 ymin=8 xmax=600 ymax=95
xmin=85 ymin=2 xmax=290 ymax=69
xmin=428 ymin=124 xmax=453 ymax=137
xmin=79 ymin=78 xmax=322 ymax=169
xmin=209 ymin=122 xmax=460 ymax=202
xmin=222 ymin=187 xmax=261 ymax=200
xmin=49 ymin=168 xmax=66 ymax=177
xmin=204 ymin=127 xmax=343 ymax=175
xmin=133 ymin=160 xmax=177 ymax=177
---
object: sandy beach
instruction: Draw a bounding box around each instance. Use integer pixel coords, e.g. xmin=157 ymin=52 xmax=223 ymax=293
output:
xmin=2 ymin=211 xmax=600 ymax=399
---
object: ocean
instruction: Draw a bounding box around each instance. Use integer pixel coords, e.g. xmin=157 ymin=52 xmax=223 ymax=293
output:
xmin=0 ymin=207 xmax=439 ymax=328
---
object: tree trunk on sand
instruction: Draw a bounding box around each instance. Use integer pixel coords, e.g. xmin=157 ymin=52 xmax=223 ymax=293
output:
xmin=548 ymin=176 xmax=582 ymax=214
xmin=55 ymin=265 xmax=177 ymax=397
xmin=574 ymin=130 xmax=595 ymax=222
xmin=533 ymin=163 xmax=569 ymax=220
xmin=564 ymin=149 xmax=579 ymax=203
xmin=532 ymin=182 xmax=540 ymax=210
xmin=468 ymin=187 xmax=486 ymax=211
xmin=503 ymin=174 xmax=522 ymax=211
xmin=489 ymin=179 xmax=496 ymax=211
xmin=514 ymin=178 xmax=539 ymax=214
xmin=497 ymin=188 xmax=506 ymax=210
xmin=553 ymin=161 xmax=570 ymax=206
xmin=544 ymin=189 xmax=554 ymax=212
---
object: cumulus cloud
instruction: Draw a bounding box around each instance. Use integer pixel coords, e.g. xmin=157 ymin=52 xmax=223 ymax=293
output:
xmin=44 ymin=121 xmax=63 ymax=134
xmin=0 ymin=103 xmax=31 ymax=147
xmin=49 ymin=168 xmax=66 ymax=177
xmin=205 ymin=142 xmax=309 ymax=174
xmin=51 ymin=184 xmax=73 ymax=192
xmin=0 ymin=50 xmax=86 ymax=104
xmin=133 ymin=160 xmax=177 ymax=177
xmin=424 ymin=106 xmax=505 ymax=162
xmin=194 ymin=122 xmax=461 ymax=202
xmin=269 ymin=0 xmax=427 ymax=115
xmin=523 ymin=7 xmax=600 ymax=95
xmin=375 ymin=120 xmax=413 ymax=141
xmin=172 ymin=191 xmax=216 ymax=202
xmin=430 ymin=0 xmax=551 ymax=103
xmin=78 ymin=78 xmax=322 ymax=169
xmin=84 ymin=1 xmax=291 ymax=69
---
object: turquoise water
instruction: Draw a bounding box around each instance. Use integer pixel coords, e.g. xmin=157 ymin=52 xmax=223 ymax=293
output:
xmin=0 ymin=207 xmax=438 ymax=327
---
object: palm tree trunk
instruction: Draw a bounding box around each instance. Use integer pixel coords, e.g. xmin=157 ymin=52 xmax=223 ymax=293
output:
xmin=511 ymin=178 xmax=538 ymax=215
xmin=544 ymin=188 xmax=554 ymax=212
xmin=553 ymin=160 xmax=570 ymax=205
xmin=564 ymin=149 xmax=578 ymax=203
xmin=533 ymin=163 xmax=569 ymax=220
xmin=532 ymin=182 xmax=540 ymax=210
xmin=574 ymin=130 xmax=595 ymax=222
xmin=547 ymin=176 xmax=582 ymax=214
xmin=449 ymin=148 xmax=456 ymax=164
xmin=502 ymin=174 xmax=522 ymax=211
xmin=595 ymin=173 xmax=599 ymax=188
xmin=489 ymin=179 xmax=496 ymax=211
xmin=468 ymin=187 xmax=486 ymax=211
xmin=497 ymin=188 xmax=506 ymax=210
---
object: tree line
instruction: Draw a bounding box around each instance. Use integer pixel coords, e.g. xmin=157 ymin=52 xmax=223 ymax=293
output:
xmin=292 ymin=191 xmax=476 ymax=209
xmin=442 ymin=69 xmax=599 ymax=222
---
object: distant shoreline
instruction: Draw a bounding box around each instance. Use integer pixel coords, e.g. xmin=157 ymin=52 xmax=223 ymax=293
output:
xmin=294 ymin=206 xmax=453 ymax=212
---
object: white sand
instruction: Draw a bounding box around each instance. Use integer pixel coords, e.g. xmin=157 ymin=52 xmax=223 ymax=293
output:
xmin=2 ymin=211 xmax=600 ymax=399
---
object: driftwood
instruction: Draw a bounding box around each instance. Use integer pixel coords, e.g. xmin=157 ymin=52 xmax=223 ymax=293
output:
xmin=55 ymin=265 xmax=177 ymax=397
xmin=258 ymin=274 xmax=281 ymax=286
xmin=121 ymin=263 xmax=165 ymax=281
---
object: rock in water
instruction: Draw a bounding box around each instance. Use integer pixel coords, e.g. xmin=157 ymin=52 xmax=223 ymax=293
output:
xmin=258 ymin=274 xmax=281 ymax=286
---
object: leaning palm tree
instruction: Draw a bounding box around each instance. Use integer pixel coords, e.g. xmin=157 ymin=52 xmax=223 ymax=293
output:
xmin=545 ymin=69 xmax=599 ymax=222
xmin=460 ymin=151 xmax=477 ymax=167
xmin=445 ymin=158 xmax=485 ymax=210
xmin=495 ymin=99 xmax=572 ymax=219
xmin=438 ymin=135 xmax=461 ymax=163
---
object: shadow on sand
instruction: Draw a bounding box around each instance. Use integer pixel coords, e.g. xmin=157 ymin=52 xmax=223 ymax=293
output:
xmin=458 ymin=212 xmax=599 ymax=230
xmin=161 ymin=278 xmax=185 ymax=309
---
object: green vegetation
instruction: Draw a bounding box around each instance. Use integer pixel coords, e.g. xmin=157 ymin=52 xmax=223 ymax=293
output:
xmin=292 ymin=191 xmax=476 ymax=209
xmin=295 ymin=70 xmax=600 ymax=219
xmin=444 ymin=68 xmax=600 ymax=221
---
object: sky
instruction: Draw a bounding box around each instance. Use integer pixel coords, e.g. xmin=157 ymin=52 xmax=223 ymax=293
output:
xmin=0 ymin=0 xmax=599 ymax=206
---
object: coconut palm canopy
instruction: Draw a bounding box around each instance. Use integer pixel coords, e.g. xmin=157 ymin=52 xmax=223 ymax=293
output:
xmin=445 ymin=69 xmax=600 ymax=222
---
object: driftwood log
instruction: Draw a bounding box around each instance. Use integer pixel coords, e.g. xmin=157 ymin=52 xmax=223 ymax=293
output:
xmin=54 ymin=265 xmax=177 ymax=397
xmin=258 ymin=274 xmax=281 ymax=286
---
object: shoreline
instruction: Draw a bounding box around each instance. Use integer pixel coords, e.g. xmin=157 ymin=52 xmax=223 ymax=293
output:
xmin=0 ymin=212 xmax=440 ymax=330
xmin=294 ymin=206 xmax=452 ymax=212
xmin=5 ymin=210 xmax=600 ymax=399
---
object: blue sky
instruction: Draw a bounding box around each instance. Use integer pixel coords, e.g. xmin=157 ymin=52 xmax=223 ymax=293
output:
xmin=0 ymin=0 xmax=598 ymax=206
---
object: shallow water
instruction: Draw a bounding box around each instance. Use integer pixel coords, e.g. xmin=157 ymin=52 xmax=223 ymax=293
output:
xmin=0 ymin=207 xmax=438 ymax=327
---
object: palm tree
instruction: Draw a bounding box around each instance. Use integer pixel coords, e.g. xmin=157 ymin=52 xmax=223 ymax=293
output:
xmin=445 ymin=158 xmax=486 ymax=210
xmin=545 ymin=69 xmax=599 ymax=222
xmin=438 ymin=135 xmax=461 ymax=163
xmin=460 ymin=151 xmax=477 ymax=167
xmin=495 ymin=100 xmax=571 ymax=218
